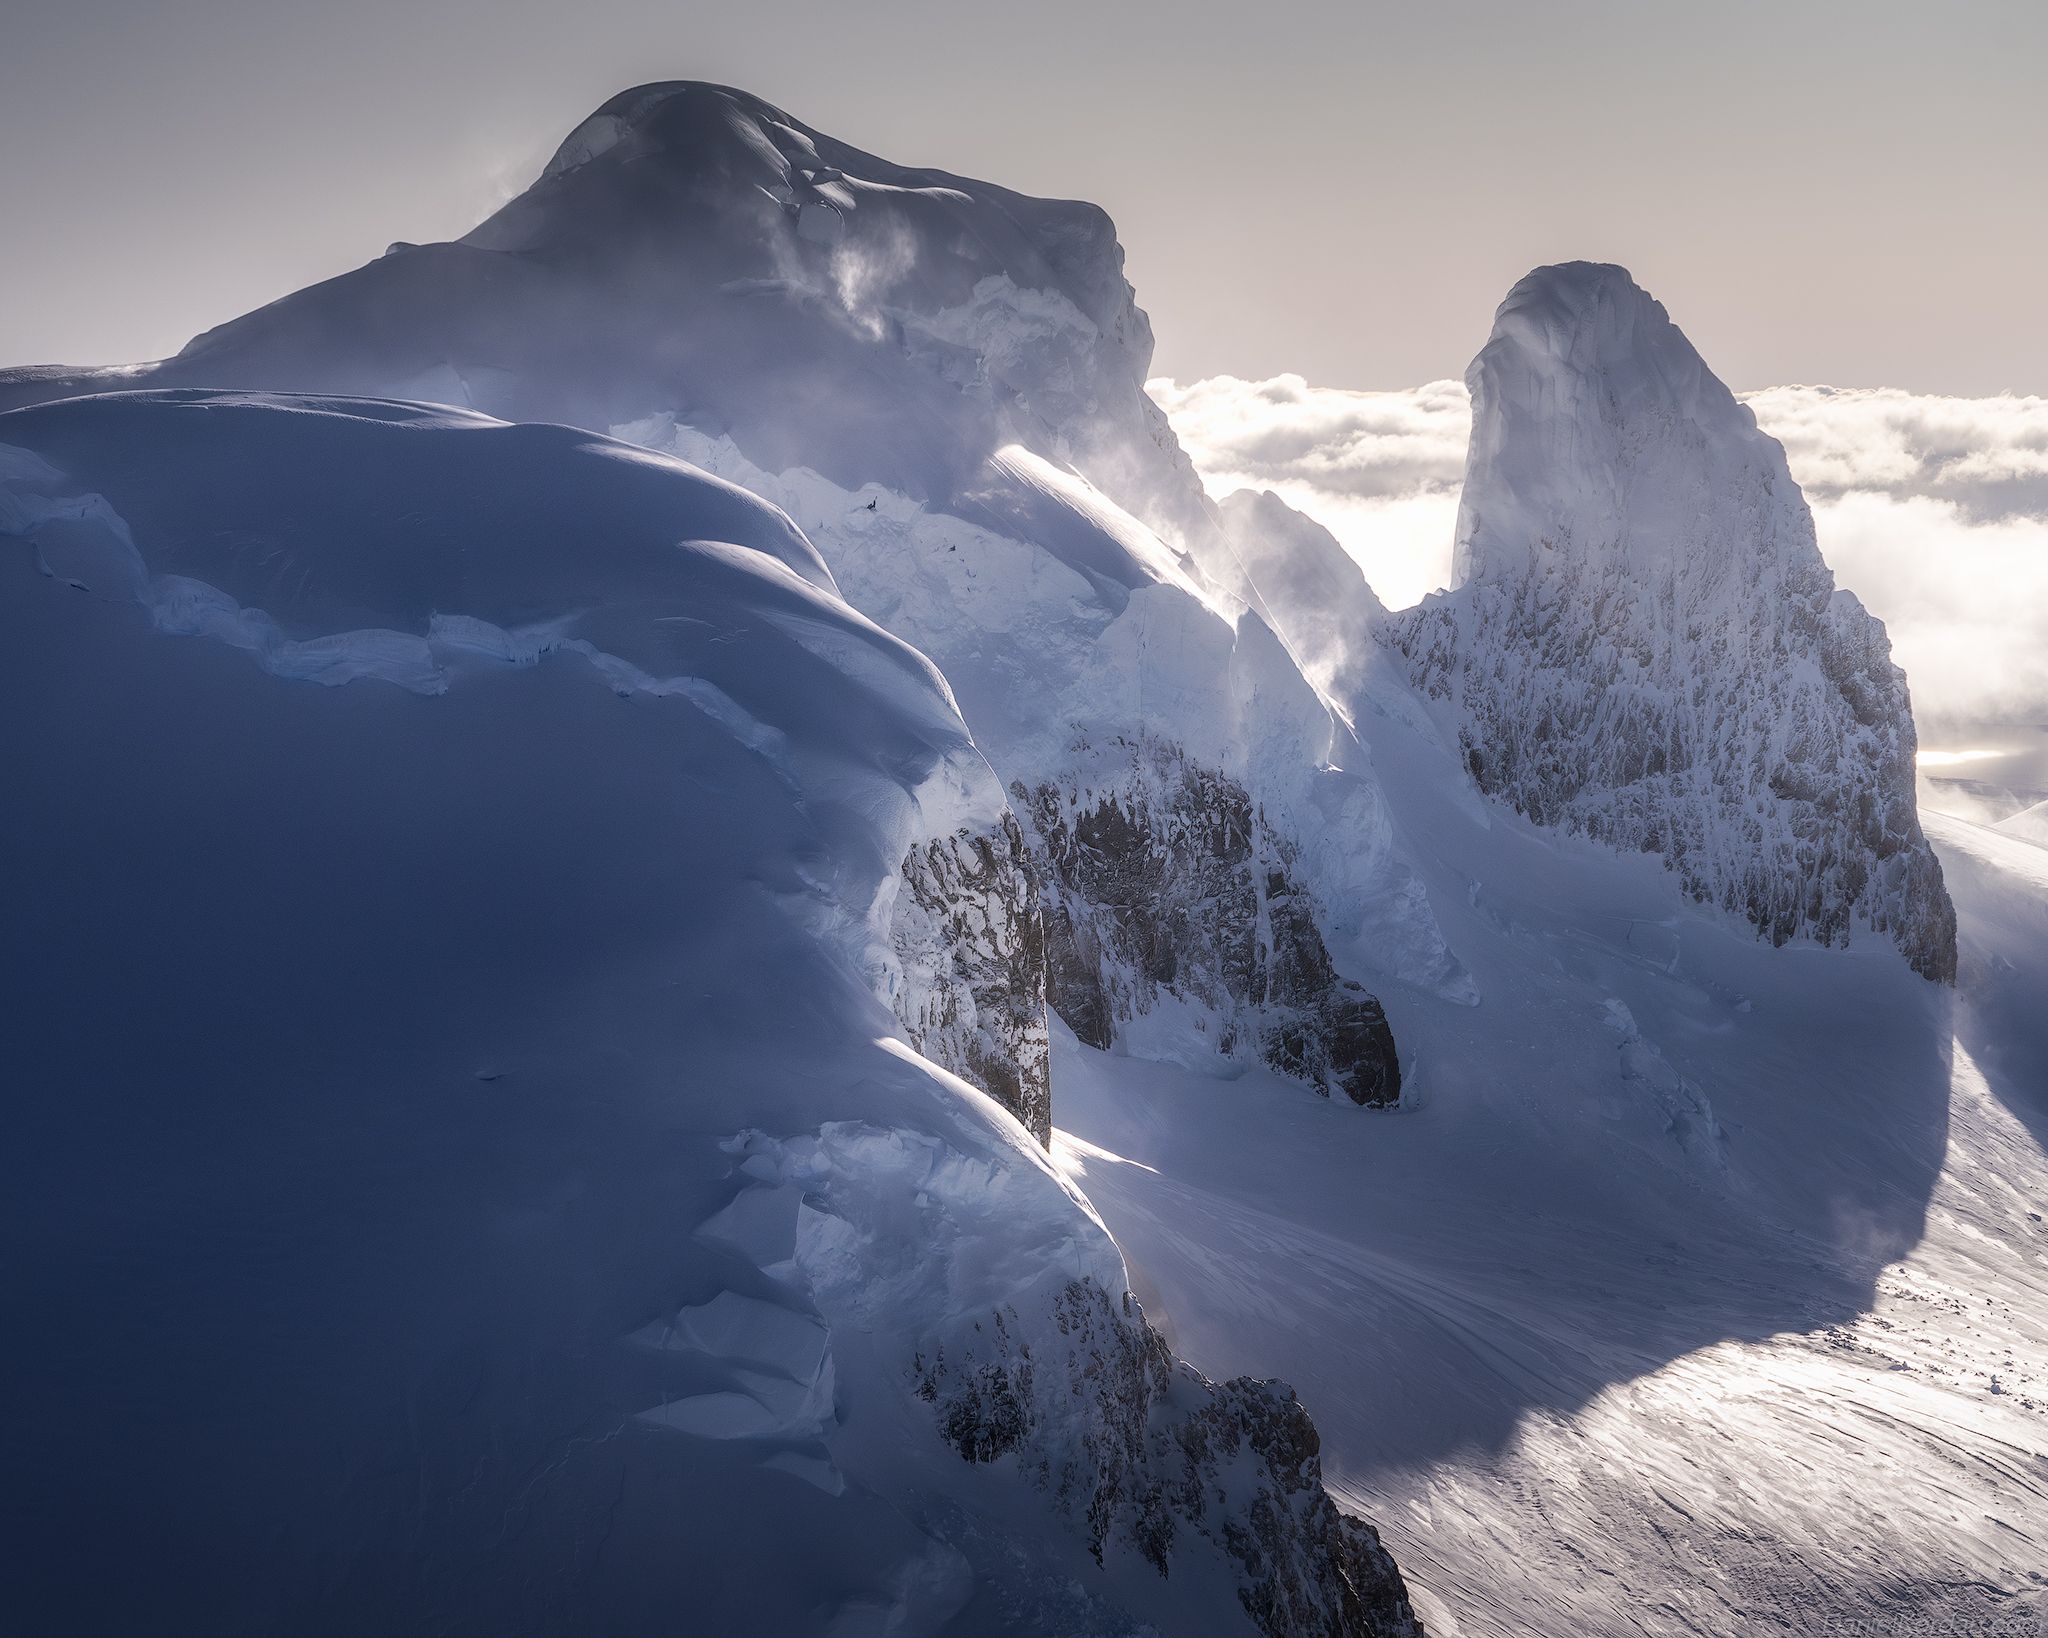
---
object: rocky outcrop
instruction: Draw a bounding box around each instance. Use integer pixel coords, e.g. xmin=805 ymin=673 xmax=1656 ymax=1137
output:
xmin=915 ymin=1278 xmax=1423 ymax=1638
xmin=890 ymin=813 xmax=1052 ymax=1143
xmin=1393 ymin=262 xmax=1956 ymax=981
xmin=1016 ymin=738 xmax=1401 ymax=1106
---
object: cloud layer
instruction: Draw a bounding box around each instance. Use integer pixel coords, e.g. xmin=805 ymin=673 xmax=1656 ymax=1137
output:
xmin=1150 ymin=374 xmax=1469 ymax=611
xmin=1150 ymin=374 xmax=2048 ymax=732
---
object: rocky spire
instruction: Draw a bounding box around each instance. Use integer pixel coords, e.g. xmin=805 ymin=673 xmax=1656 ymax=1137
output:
xmin=1395 ymin=262 xmax=1956 ymax=980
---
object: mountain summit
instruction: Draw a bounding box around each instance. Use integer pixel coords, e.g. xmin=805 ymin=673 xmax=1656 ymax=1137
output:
xmin=1395 ymin=262 xmax=1956 ymax=979
xmin=19 ymin=83 xmax=1166 ymax=516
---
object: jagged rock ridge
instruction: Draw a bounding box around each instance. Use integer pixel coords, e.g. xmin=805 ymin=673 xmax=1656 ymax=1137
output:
xmin=1018 ymin=739 xmax=1399 ymax=1104
xmin=915 ymin=1279 xmax=1423 ymax=1637
xmin=1391 ymin=262 xmax=1956 ymax=981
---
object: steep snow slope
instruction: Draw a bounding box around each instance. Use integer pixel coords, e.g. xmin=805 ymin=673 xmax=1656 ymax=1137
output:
xmin=0 ymin=385 xmax=1051 ymax=1134
xmin=1388 ymin=264 xmax=1955 ymax=981
xmin=1054 ymin=647 xmax=2048 ymax=1637
xmin=1217 ymin=487 xmax=1390 ymax=712
xmin=0 ymin=391 xmax=1421 ymax=1637
xmin=0 ymin=80 xmax=1463 ymax=1105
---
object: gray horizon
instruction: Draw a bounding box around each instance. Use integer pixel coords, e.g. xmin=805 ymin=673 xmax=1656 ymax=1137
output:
xmin=4 ymin=0 xmax=2044 ymax=397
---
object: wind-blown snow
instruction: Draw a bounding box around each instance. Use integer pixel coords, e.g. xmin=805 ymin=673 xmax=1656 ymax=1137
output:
xmin=0 ymin=389 xmax=1417 ymax=1636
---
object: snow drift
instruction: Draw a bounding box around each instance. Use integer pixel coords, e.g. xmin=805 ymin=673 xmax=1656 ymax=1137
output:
xmin=0 ymin=390 xmax=1419 ymax=1636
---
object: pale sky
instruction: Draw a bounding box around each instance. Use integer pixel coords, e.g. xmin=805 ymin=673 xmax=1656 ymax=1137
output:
xmin=3 ymin=0 xmax=2043 ymax=395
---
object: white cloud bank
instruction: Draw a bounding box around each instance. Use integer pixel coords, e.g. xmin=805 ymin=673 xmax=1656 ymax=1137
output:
xmin=1152 ymin=373 xmax=1469 ymax=612
xmin=1150 ymin=375 xmax=2048 ymax=731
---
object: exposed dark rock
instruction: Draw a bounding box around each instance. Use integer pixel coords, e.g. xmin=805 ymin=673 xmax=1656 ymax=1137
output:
xmin=1014 ymin=739 xmax=1401 ymax=1106
xmin=915 ymin=1278 xmax=1424 ymax=1637
xmin=891 ymin=811 xmax=1053 ymax=1143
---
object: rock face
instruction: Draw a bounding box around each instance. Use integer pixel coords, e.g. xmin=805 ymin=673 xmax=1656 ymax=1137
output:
xmin=913 ymin=1278 xmax=1424 ymax=1638
xmin=1018 ymin=739 xmax=1399 ymax=1104
xmin=1392 ymin=262 xmax=1956 ymax=981
xmin=890 ymin=813 xmax=1052 ymax=1143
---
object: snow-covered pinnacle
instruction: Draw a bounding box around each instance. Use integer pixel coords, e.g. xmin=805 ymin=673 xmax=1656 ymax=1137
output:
xmin=1397 ymin=262 xmax=1957 ymax=980
xmin=1454 ymin=261 xmax=1773 ymax=587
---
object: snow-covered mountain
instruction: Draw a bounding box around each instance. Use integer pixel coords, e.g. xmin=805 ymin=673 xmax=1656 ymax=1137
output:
xmin=0 ymin=80 xmax=1465 ymax=1105
xmin=5 ymin=77 xmax=2024 ymax=1638
xmin=0 ymin=390 xmax=1420 ymax=1636
xmin=1387 ymin=263 xmax=1955 ymax=979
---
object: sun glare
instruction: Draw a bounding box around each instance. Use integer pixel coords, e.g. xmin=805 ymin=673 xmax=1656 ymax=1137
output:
xmin=1916 ymin=748 xmax=2009 ymax=767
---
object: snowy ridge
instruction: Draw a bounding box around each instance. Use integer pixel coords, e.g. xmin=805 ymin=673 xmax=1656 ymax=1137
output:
xmin=1217 ymin=487 xmax=1391 ymax=714
xmin=628 ymin=417 xmax=1473 ymax=1086
xmin=1 ymin=389 xmax=1421 ymax=1635
xmin=0 ymin=78 xmax=1463 ymax=1110
xmin=1390 ymin=263 xmax=1955 ymax=979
